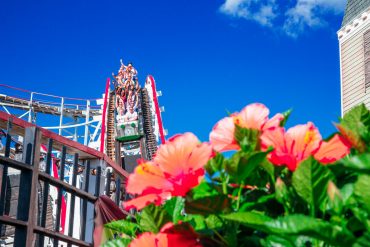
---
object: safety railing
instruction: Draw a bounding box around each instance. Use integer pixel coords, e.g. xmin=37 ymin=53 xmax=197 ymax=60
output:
xmin=0 ymin=112 xmax=128 ymax=246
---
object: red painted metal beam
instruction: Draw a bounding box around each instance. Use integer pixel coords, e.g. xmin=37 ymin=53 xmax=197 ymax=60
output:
xmin=100 ymin=78 xmax=111 ymax=153
xmin=147 ymin=75 xmax=166 ymax=144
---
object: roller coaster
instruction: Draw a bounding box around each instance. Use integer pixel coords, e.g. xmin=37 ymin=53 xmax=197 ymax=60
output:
xmin=0 ymin=60 xmax=166 ymax=246
xmin=0 ymin=60 xmax=166 ymax=165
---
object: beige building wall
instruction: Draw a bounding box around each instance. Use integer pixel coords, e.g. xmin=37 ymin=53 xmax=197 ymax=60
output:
xmin=338 ymin=12 xmax=370 ymax=115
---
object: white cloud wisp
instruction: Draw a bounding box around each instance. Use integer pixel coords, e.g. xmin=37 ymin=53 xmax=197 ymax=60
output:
xmin=220 ymin=0 xmax=347 ymax=37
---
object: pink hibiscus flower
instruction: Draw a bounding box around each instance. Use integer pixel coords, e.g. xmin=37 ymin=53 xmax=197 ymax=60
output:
xmin=260 ymin=122 xmax=351 ymax=171
xmin=124 ymin=133 xmax=213 ymax=211
xmin=209 ymin=103 xmax=283 ymax=152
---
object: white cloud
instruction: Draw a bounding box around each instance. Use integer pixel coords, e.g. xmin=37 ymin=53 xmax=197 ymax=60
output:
xmin=283 ymin=0 xmax=347 ymax=37
xmin=220 ymin=0 xmax=347 ymax=37
xmin=220 ymin=0 xmax=278 ymax=27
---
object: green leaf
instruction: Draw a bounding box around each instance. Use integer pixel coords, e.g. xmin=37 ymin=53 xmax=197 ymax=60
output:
xmin=104 ymin=220 xmax=139 ymax=237
xmin=185 ymin=194 xmax=230 ymax=215
xmin=222 ymin=211 xmax=271 ymax=229
xmin=227 ymin=151 xmax=269 ymax=182
xmin=279 ymin=109 xmax=292 ymax=127
xmin=223 ymin=213 xmax=356 ymax=246
xmin=341 ymin=104 xmax=370 ymax=142
xmin=183 ymin=214 xmax=207 ymax=231
xmin=340 ymin=183 xmax=354 ymax=205
xmin=239 ymin=194 xmax=276 ymax=212
xmin=102 ymin=238 xmax=131 ymax=247
xmin=292 ymin=157 xmax=334 ymax=214
xmin=337 ymin=104 xmax=370 ymax=152
xmin=354 ymin=175 xmax=370 ymax=214
xmin=275 ymin=177 xmax=288 ymax=205
xmin=336 ymin=124 xmax=366 ymax=153
xmin=261 ymin=235 xmax=295 ymax=247
xmin=164 ymin=197 xmax=184 ymax=223
xmin=234 ymin=125 xmax=260 ymax=152
xmin=205 ymin=152 xmax=225 ymax=176
xmin=205 ymin=214 xmax=224 ymax=229
xmin=186 ymin=182 xmax=228 ymax=216
xmin=260 ymin=160 xmax=275 ymax=181
xmin=139 ymin=204 xmax=171 ymax=233
xmin=353 ymin=232 xmax=370 ymax=247
xmin=327 ymin=181 xmax=343 ymax=215
xmin=190 ymin=181 xmax=219 ymax=200
xmin=338 ymin=154 xmax=370 ymax=174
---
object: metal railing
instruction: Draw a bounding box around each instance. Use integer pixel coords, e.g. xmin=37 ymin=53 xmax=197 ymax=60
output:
xmin=0 ymin=112 xmax=129 ymax=246
xmin=0 ymin=83 xmax=103 ymax=146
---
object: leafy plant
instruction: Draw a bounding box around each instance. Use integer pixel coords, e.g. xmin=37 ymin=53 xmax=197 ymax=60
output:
xmin=103 ymin=103 xmax=370 ymax=247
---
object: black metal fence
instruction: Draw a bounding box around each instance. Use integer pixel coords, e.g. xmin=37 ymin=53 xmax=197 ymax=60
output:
xmin=0 ymin=118 xmax=126 ymax=246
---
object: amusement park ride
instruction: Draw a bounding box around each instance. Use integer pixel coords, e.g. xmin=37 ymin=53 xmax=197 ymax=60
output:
xmin=0 ymin=60 xmax=166 ymax=246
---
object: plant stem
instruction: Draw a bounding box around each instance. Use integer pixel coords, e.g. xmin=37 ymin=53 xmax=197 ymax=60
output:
xmin=236 ymin=182 xmax=244 ymax=210
xmin=310 ymin=205 xmax=315 ymax=218
xmin=212 ymin=229 xmax=229 ymax=246
xmin=222 ymin=174 xmax=229 ymax=195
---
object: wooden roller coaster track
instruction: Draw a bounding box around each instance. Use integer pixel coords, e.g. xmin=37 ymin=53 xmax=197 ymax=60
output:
xmin=141 ymin=88 xmax=158 ymax=160
xmin=106 ymin=92 xmax=116 ymax=161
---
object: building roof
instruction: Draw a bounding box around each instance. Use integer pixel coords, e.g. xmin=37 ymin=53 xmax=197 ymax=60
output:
xmin=342 ymin=0 xmax=370 ymax=27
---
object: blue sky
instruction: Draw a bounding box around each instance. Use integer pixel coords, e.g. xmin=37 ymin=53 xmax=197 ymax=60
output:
xmin=0 ymin=0 xmax=347 ymax=142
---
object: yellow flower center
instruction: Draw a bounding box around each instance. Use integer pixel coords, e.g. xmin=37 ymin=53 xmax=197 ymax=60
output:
xmin=233 ymin=116 xmax=243 ymax=126
xmin=136 ymin=163 xmax=162 ymax=176
xmin=304 ymin=130 xmax=316 ymax=145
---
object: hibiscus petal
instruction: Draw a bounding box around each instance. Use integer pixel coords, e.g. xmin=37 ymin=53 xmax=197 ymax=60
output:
xmin=209 ymin=117 xmax=239 ymax=152
xmin=263 ymin=113 xmax=284 ymax=130
xmin=170 ymin=169 xmax=205 ymax=197
xmin=155 ymin=233 xmax=169 ymax=247
xmin=261 ymin=127 xmax=298 ymax=171
xmin=160 ymin=223 xmax=202 ymax=247
xmin=238 ymin=103 xmax=269 ymax=129
xmin=314 ymin=134 xmax=351 ymax=164
xmin=286 ymin=122 xmax=321 ymax=161
xmin=187 ymin=143 xmax=213 ymax=171
xmin=129 ymin=232 xmax=158 ymax=247
xmin=260 ymin=127 xmax=286 ymax=152
xmin=155 ymin=133 xmax=200 ymax=175
xmin=124 ymin=194 xmax=162 ymax=211
xmin=126 ymin=163 xmax=172 ymax=195
xmin=270 ymin=152 xmax=298 ymax=171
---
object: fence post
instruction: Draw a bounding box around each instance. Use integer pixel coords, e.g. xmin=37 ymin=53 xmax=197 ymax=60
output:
xmin=0 ymin=119 xmax=13 ymax=235
xmin=14 ymin=127 xmax=41 ymax=247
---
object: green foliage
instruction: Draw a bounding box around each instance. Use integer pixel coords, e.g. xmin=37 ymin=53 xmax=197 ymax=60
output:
xmin=205 ymin=152 xmax=225 ymax=176
xmin=183 ymin=214 xmax=207 ymax=231
xmin=340 ymin=104 xmax=370 ymax=143
xmin=101 ymin=238 xmax=131 ymax=247
xmin=338 ymin=154 xmax=370 ymax=174
xmin=139 ymin=204 xmax=172 ymax=233
xmin=105 ymin=104 xmax=370 ymax=247
xmin=164 ymin=197 xmax=185 ymax=223
xmin=104 ymin=220 xmax=139 ymax=237
xmin=185 ymin=194 xmax=230 ymax=215
xmin=184 ymin=181 xmax=230 ymax=215
xmin=234 ymin=125 xmax=260 ymax=152
xmin=226 ymin=151 xmax=270 ymax=182
xmin=353 ymin=232 xmax=370 ymax=247
xmin=292 ymin=157 xmax=334 ymax=214
xmin=224 ymin=213 xmax=355 ymax=246
xmin=354 ymin=175 xmax=370 ymax=214
xmin=337 ymin=104 xmax=370 ymax=152
xmin=279 ymin=109 xmax=292 ymax=127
